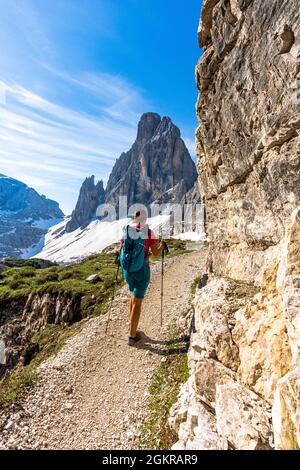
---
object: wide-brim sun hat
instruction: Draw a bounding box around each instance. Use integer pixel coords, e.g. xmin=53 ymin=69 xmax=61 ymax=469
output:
xmin=131 ymin=209 xmax=148 ymax=224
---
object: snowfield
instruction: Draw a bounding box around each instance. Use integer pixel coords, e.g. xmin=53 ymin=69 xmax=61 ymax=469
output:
xmin=34 ymin=215 xmax=206 ymax=264
xmin=171 ymin=231 xmax=205 ymax=242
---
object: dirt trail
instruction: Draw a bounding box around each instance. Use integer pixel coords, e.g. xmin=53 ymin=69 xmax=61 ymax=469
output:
xmin=0 ymin=249 xmax=207 ymax=450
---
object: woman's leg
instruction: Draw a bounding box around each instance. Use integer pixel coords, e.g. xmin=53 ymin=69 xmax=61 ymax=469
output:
xmin=130 ymin=297 xmax=143 ymax=337
xmin=128 ymin=265 xmax=150 ymax=338
xmin=129 ymin=295 xmax=134 ymax=318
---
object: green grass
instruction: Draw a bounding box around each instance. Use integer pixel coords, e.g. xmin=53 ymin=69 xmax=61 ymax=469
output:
xmin=138 ymin=328 xmax=190 ymax=450
xmin=0 ymin=365 xmax=36 ymax=406
xmin=0 ymin=258 xmax=57 ymax=270
xmin=2 ymin=239 xmax=190 ymax=302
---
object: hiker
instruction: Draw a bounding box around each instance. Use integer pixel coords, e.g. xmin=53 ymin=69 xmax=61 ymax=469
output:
xmin=118 ymin=209 xmax=167 ymax=346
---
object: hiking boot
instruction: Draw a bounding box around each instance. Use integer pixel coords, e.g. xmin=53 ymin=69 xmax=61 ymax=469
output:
xmin=128 ymin=335 xmax=141 ymax=346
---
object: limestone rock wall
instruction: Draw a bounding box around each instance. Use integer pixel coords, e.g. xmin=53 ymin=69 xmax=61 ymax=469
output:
xmin=170 ymin=277 xmax=274 ymax=450
xmin=196 ymin=0 xmax=300 ymax=282
xmin=170 ymin=0 xmax=300 ymax=450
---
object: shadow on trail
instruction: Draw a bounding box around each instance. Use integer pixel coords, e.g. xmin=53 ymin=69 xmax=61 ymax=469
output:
xmin=134 ymin=332 xmax=190 ymax=356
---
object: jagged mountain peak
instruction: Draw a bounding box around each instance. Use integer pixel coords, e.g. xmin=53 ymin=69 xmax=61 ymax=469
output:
xmin=65 ymin=175 xmax=105 ymax=233
xmin=0 ymin=173 xmax=27 ymax=190
xmin=105 ymin=112 xmax=197 ymax=210
xmin=66 ymin=113 xmax=199 ymax=233
xmin=0 ymin=174 xmax=63 ymax=218
xmin=136 ymin=112 xmax=161 ymax=143
xmin=81 ymin=175 xmax=104 ymax=192
xmin=136 ymin=113 xmax=180 ymax=145
xmin=151 ymin=116 xmax=181 ymax=142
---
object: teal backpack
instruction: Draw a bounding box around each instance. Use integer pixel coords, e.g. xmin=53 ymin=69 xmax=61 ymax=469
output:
xmin=120 ymin=225 xmax=149 ymax=273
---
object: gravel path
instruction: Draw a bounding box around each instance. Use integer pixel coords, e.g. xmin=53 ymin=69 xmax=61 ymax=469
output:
xmin=0 ymin=249 xmax=206 ymax=450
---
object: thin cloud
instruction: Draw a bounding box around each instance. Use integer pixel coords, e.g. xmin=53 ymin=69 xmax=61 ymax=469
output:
xmin=9 ymin=0 xmax=54 ymax=57
xmin=0 ymin=75 xmax=149 ymax=212
xmin=40 ymin=65 xmax=149 ymax=126
xmin=183 ymin=136 xmax=196 ymax=157
xmin=0 ymin=157 xmax=90 ymax=179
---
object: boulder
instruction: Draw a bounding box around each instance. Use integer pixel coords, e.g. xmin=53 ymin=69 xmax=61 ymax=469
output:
xmin=194 ymin=359 xmax=236 ymax=406
xmin=85 ymin=274 xmax=101 ymax=284
xmin=215 ymin=383 xmax=273 ymax=450
xmin=272 ymin=367 xmax=300 ymax=450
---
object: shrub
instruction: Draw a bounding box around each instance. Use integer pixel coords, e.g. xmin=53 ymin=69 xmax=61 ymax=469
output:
xmin=35 ymin=272 xmax=59 ymax=285
xmin=103 ymin=277 xmax=114 ymax=289
xmin=1 ymin=268 xmax=17 ymax=278
xmin=3 ymin=258 xmax=57 ymax=269
xmin=8 ymin=278 xmax=25 ymax=290
xmin=18 ymin=267 xmax=36 ymax=278
xmin=46 ymin=267 xmax=58 ymax=274
xmin=59 ymin=270 xmax=81 ymax=280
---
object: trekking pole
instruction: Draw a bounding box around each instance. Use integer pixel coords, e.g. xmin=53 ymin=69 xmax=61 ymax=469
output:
xmin=105 ymin=258 xmax=120 ymax=334
xmin=160 ymin=242 xmax=169 ymax=328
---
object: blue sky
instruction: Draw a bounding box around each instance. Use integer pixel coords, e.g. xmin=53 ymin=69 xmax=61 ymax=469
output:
xmin=0 ymin=0 xmax=203 ymax=214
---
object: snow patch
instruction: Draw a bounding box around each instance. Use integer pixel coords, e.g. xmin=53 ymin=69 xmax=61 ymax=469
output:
xmin=20 ymin=234 xmax=47 ymax=259
xmin=32 ymin=217 xmax=64 ymax=230
xmin=171 ymin=231 xmax=206 ymax=242
xmin=34 ymin=215 xmax=171 ymax=263
xmin=34 ymin=213 xmax=206 ymax=264
xmin=150 ymin=134 xmax=160 ymax=143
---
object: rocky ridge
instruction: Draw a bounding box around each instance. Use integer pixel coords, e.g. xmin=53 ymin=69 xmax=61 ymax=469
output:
xmin=0 ymin=174 xmax=64 ymax=258
xmin=65 ymin=177 xmax=105 ymax=233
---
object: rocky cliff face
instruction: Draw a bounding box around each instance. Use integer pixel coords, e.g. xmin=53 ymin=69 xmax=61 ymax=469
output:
xmin=170 ymin=0 xmax=300 ymax=450
xmin=195 ymin=0 xmax=300 ymax=282
xmin=65 ymin=176 xmax=105 ymax=233
xmin=0 ymin=174 xmax=64 ymax=258
xmin=105 ymin=112 xmax=198 ymax=211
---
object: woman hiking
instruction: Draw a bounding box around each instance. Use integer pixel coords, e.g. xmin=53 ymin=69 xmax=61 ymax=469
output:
xmin=118 ymin=209 xmax=167 ymax=346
